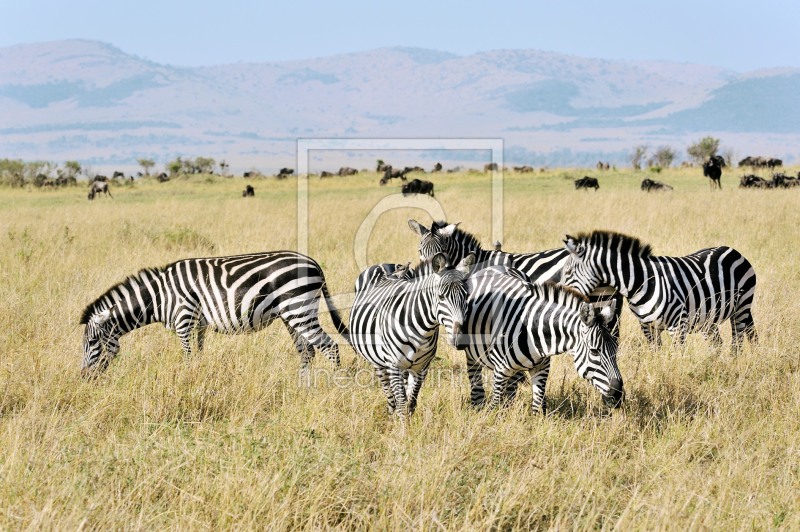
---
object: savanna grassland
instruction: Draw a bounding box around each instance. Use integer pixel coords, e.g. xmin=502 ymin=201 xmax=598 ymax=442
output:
xmin=1 ymin=167 xmax=799 ymax=529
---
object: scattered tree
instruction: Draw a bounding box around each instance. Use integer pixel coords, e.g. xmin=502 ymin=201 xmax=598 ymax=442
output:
xmin=687 ymin=136 xmax=720 ymax=165
xmin=167 ymin=157 xmax=183 ymax=176
xmin=219 ymin=160 xmax=230 ymax=177
xmin=652 ymin=146 xmax=676 ymax=169
xmin=630 ymin=145 xmax=648 ymax=171
xmin=138 ymin=158 xmax=155 ymax=176
xmin=193 ymin=157 xmax=216 ymax=174
xmin=64 ymin=160 xmax=82 ymax=179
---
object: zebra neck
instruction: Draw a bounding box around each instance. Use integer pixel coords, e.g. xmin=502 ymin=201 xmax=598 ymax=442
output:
xmin=613 ymin=255 xmax=653 ymax=300
xmin=112 ymin=269 xmax=168 ymax=333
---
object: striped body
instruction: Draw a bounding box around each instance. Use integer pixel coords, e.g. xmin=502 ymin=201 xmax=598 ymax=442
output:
xmin=80 ymin=251 xmax=347 ymax=376
xmin=460 ymin=267 xmax=623 ymax=412
xmin=348 ymin=253 xmax=474 ymax=416
xmin=562 ymin=231 xmax=757 ymax=349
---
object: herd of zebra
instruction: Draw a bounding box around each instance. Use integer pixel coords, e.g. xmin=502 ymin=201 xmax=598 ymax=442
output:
xmin=80 ymin=221 xmax=757 ymax=418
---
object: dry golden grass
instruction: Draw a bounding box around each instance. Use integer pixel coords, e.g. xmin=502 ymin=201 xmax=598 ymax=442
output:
xmin=1 ymin=167 xmax=798 ymax=529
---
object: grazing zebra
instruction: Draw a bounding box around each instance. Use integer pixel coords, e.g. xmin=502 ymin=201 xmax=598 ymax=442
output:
xmin=79 ymin=251 xmax=347 ymax=377
xmin=560 ymin=231 xmax=757 ymax=351
xmin=407 ymin=220 xmax=623 ymax=333
xmin=348 ymin=253 xmax=475 ymax=417
xmin=459 ymin=267 xmax=623 ymax=413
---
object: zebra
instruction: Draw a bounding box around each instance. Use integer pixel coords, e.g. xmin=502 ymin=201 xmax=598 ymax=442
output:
xmin=348 ymin=252 xmax=476 ymax=417
xmin=560 ymin=231 xmax=757 ymax=351
xmin=407 ymin=219 xmax=623 ymax=333
xmin=79 ymin=251 xmax=348 ymax=378
xmin=458 ymin=266 xmax=623 ymax=413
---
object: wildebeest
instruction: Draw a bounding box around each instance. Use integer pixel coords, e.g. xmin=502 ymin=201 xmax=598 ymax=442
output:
xmin=402 ymin=178 xmax=435 ymax=197
xmin=484 ymin=163 xmax=498 ymax=172
xmin=404 ymin=166 xmax=425 ymax=174
xmin=93 ymin=175 xmax=108 ymax=183
xmin=432 ymin=162 xmax=443 ymax=173
xmin=112 ymin=171 xmax=125 ymax=180
xmin=277 ymin=168 xmax=294 ymax=179
xmin=596 ymin=161 xmax=610 ymax=171
xmin=739 ymin=174 xmax=770 ymax=189
xmin=738 ymin=156 xmax=782 ymax=169
xmin=740 ymin=173 xmax=800 ymax=189
xmin=156 ymin=172 xmax=170 ymax=182
xmin=243 ymin=171 xmax=256 ymax=178
xmin=320 ymin=171 xmax=334 ymax=178
xmin=574 ymin=176 xmax=599 ymax=190
xmin=513 ymin=165 xmax=534 ymax=173
xmin=702 ymin=155 xmax=725 ymax=190
xmin=242 ymin=185 xmax=255 ymax=197
xmin=382 ymin=165 xmax=409 ymax=182
xmin=337 ymin=167 xmax=358 ymax=176
xmin=88 ymin=181 xmax=112 ymax=200
xmin=641 ymin=178 xmax=673 ymax=192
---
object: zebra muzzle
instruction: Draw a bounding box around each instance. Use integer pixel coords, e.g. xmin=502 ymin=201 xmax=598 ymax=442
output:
xmin=602 ymin=377 xmax=625 ymax=408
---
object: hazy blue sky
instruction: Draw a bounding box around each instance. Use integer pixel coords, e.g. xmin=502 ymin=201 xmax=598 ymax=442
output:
xmin=3 ymin=0 xmax=798 ymax=71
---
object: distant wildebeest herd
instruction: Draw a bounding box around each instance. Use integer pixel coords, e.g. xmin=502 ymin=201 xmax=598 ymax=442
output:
xmin=71 ymin=153 xmax=795 ymax=202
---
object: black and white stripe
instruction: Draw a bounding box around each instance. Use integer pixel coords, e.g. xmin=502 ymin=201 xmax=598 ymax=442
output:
xmin=561 ymin=231 xmax=757 ymax=350
xmin=407 ymin=219 xmax=623 ymax=334
xmin=348 ymin=253 xmax=475 ymax=416
xmin=79 ymin=251 xmax=347 ymax=377
xmin=458 ymin=267 xmax=623 ymax=413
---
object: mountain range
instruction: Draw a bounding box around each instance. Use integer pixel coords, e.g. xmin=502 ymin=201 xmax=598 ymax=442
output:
xmin=1 ymin=39 xmax=798 ymax=172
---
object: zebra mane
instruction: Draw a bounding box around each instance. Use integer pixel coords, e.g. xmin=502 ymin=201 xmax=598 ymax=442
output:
xmin=432 ymin=221 xmax=485 ymax=252
xmin=573 ymin=230 xmax=653 ymax=257
xmin=528 ymin=281 xmax=589 ymax=310
xmin=402 ymin=254 xmax=459 ymax=280
xmin=79 ymin=267 xmax=163 ymax=324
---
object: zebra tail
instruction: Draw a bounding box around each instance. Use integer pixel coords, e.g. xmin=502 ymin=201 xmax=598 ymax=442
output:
xmin=320 ymin=281 xmax=351 ymax=343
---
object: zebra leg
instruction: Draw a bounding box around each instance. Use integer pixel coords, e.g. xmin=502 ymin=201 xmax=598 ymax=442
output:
xmin=504 ymin=371 xmax=527 ymax=403
xmin=405 ymin=369 xmax=429 ymax=415
xmin=640 ymin=322 xmax=662 ymax=348
xmin=172 ymin=302 xmax=199 ymax=356
xmin=489 ymin=369 xmax=516 ymax=408
xmin=731 ymin=306 xmax=758 ymax=354
xmin=703 ymin=324 xmax=723 ymax=349
xmin=388 ymin=367 xmax=409 ymax=417
xmin=529 ymin=357 xmax=552 ymax=415
xmin=282 ymin=320 xmax=315 ymax=369
xmin=465 ymin=350 xmax=486 ymax=408
xmin=196 ymin=318 xmax=208 ymax=353
xmin=282 ymin=314 xmax=341 ymax=368
xmin=376 ymin=368 xmax=397 ymax=415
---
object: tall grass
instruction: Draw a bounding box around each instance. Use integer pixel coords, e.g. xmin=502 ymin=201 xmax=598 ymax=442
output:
xmin=0 ymin=168 xmax=798 ymax=528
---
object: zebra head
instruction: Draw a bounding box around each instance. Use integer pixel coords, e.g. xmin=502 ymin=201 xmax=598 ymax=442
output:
xmin=408 ymin=219 xmax=461 ymax=262
xmin=431 ymin=252 xmax=476 ymax=347
xmin=561 ymin=234 xmax=602 ymax=296
xmin=574 ymin=300 xmax=624 ymax=408
xmin=81 ymin=306 xmax=118 ymax=379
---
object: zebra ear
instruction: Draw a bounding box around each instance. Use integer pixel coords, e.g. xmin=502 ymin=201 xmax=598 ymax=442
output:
xmin=92 ymin=307 xmax=113 ymax=325
xmin=456 ymin=252 xmax=476 ymax=275
xmin=408 ymin=219 xmax=429 ymax=236
xmin=597 ymin=300 xmax=616 ymax=325
xmin=564 ymin=235 xmax=584 ymax=257
xmin=438 ymin=223 xmax=460 ymax=237
xmin=431 ymin=253 xmax=449 ymax=274
xmin=579 ymin=302 xmax=594 ymax=326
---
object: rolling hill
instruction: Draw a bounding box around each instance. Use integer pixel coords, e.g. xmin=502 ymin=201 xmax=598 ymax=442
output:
xmin=1 ymin=39 xmax=798 ymax=172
